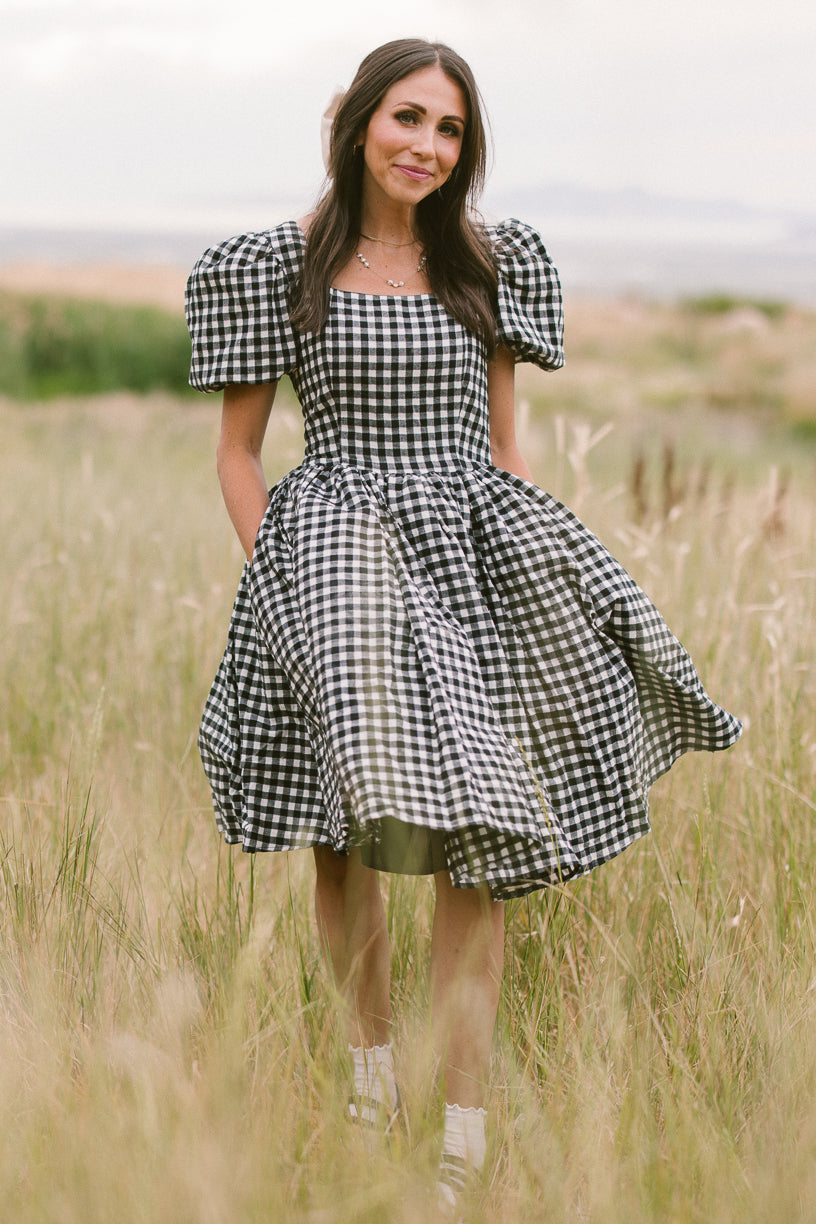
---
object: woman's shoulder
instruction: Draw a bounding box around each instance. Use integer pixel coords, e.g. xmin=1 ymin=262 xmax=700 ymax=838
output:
xmin=485 ymin=217 xmax=555 ymax=271
xmin=189 ymin=220 xmax=307 ymax=282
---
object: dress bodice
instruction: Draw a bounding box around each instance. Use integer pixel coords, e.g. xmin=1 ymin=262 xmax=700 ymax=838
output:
xmin=185 ymin=218 xmax=565 ymax=472
xmin=291 ymin=289 xmax=491 ymax=470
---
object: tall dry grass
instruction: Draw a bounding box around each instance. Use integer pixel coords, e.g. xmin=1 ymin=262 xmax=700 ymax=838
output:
xmin=1 ymin=300 xmax=815 ymax=1222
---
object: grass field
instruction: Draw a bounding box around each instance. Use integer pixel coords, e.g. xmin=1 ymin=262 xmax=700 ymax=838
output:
xmin=1 ymin=292 xmax=815 ymax=1222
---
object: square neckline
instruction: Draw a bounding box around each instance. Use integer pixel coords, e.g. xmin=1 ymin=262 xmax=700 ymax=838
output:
xmin=329 ymin=286 xmax=438 ymax=301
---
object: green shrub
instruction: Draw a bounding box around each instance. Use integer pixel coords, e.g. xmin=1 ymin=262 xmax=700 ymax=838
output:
xmin=0 ymin=291 xmax=194 ymax=398
xmin=683 ymin=292 xmax=787 ymax=321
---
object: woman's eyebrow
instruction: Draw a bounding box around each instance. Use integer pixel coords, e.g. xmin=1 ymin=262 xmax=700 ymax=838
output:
xmin=395 ymin=101 xmax=466 ymax=126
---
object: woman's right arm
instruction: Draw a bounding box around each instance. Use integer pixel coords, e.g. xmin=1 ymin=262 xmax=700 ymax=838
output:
xmin=216 ymin=382 xmax=278 ymax=561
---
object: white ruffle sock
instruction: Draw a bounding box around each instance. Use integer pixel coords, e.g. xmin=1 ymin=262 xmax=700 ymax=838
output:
xmin=347 ymin=1042 xmax=399 ymax=1125
xmin=438 ymin=1102 xmax=487 ymax=1209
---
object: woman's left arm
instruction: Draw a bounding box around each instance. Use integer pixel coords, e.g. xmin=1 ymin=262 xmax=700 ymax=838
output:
xmin=487 ymin=344 xmax=534 ymax=482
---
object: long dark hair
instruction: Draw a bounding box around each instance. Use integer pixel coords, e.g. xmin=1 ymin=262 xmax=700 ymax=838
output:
xmin=289 ymin=39 xmax=498 ymax=351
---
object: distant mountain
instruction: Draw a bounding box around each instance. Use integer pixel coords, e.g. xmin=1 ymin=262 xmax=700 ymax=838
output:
xmin=484 ymin=181 xmax=815 ymax=246
xmin=478 ymin=183 xmax=816 ymax=303
xmin=0 ymin=183 xmax=813 ymax=305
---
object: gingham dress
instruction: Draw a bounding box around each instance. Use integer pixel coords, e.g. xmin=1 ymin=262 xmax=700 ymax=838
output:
xmin=185 ymin=219 xmax=742 ymax=900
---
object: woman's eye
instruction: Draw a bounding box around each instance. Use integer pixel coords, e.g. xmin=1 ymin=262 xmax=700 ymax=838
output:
xmin=395 ymin=111 xmax=417 ymax=125
xmin=439 ymin=123 xmax=461 ymax=138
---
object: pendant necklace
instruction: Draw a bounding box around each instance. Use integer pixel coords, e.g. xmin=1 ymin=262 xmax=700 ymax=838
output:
xmin=354 ymin=249 xmax=427 ymax=289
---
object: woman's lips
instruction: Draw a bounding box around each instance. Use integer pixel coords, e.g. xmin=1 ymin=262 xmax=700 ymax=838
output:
xmin=396 ymin=165 xmax=432 ymax=181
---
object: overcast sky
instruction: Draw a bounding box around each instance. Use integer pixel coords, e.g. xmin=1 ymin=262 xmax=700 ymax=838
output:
xmin=3 ymin=0 xmax=815 ymax=236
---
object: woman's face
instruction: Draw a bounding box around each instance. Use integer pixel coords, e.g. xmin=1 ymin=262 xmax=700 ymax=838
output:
xmin=359 ymin=65 xmax=467 ymax=212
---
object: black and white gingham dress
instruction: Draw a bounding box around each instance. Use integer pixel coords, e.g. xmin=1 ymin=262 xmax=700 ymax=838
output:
xmin=185 ymin=219 xmax=742 ymax=900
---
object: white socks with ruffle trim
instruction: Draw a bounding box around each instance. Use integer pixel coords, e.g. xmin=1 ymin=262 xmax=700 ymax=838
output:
xmin=347 ymin=1048 xmax=486 ymax=1208
xmin=437 ymin=1102 xmax=487 ymax=1209
xmin=348 ymin=1042 xmax=399 ymax=1124
xmin=442 ymin=1101 xmax=487 ymax=1166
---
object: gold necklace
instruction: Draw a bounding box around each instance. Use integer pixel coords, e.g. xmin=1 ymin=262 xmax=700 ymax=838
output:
xmin=354 ymin=250 xmax=427 ymax=289
xmin=359 ymin=232 xmax=417 ymax=248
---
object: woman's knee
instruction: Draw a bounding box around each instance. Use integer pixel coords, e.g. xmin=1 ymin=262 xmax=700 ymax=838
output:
xmin=313 ymin=845 xmax=352 ymax=889
xmin=313 ymin=845 xmax=377 ymax=893
xmin=435 ymin=871 xmax=500 ymax=915
xmin=433 ymin=872 xmax=505 ymax=955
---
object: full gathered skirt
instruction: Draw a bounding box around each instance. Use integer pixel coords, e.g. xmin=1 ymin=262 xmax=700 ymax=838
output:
xmin=199 ymin=458 xmax=742 ymax=900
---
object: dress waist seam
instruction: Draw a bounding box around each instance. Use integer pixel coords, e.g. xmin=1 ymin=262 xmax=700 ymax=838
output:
xmin=299 ymin=455 xmax=493 ymax=477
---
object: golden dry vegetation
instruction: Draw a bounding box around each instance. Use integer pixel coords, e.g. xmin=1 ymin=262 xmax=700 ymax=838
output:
xmin=1 ymin=268 xmax=815 ymax=1222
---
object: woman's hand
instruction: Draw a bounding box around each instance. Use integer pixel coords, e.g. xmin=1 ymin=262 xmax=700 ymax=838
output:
xmin=216 ymin=382 xmax=278 ymax=561
xmin=487 ymin=345 xmax=534 ymax=483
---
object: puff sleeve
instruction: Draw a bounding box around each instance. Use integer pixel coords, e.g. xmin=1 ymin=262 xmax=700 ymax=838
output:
xmin=184 ymin=231 xmax=299 ymax=392
xmin=491 ymin=219 xmax=564 ymax=371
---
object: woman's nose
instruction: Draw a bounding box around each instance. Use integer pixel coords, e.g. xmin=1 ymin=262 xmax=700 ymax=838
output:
xmin=410 ymin=123 xmax=436 ymax=157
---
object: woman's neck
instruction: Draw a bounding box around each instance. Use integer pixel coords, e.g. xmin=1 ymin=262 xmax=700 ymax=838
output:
xmin=359 ymin=201 xmax=418 ymax=246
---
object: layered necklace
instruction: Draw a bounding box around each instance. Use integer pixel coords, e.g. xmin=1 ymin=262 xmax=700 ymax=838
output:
xmin=355 ymin=232 xmax=427 ymax=289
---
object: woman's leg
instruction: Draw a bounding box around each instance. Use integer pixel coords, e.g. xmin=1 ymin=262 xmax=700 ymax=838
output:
xmin=430 ymin=871 xmax=505 ymax=1108
xmin=313 ymin=845 xmax=392 ymax=1047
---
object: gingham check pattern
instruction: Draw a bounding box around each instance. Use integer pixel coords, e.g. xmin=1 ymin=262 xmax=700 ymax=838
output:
xmin=187 ymin=220 xmax=742 ymax=899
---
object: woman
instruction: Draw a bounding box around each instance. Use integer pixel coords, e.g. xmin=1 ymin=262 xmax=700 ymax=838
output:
xmin=185 ymin=37 xmax=741 ymax=1206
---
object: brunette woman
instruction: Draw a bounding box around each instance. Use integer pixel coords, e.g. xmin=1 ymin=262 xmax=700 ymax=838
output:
xmin=186 ymin=37 xmax=741 ymax=1208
